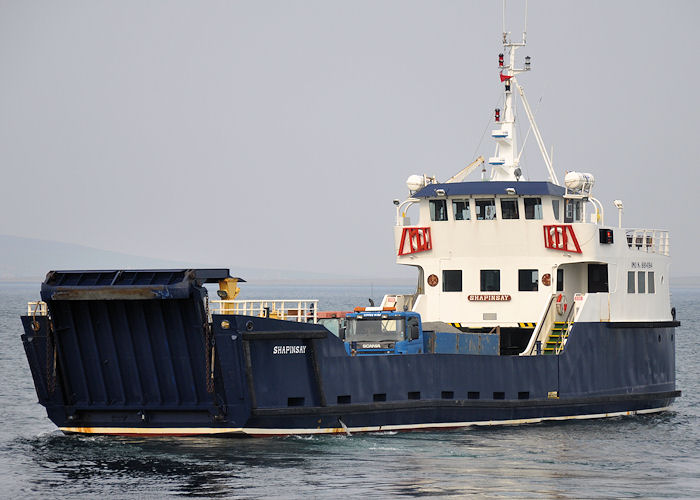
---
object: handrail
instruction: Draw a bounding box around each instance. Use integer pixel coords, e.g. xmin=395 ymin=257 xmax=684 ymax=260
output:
xmin=27 ymin=301 xmax=48 ymax=316
xmin=555 ymin=305 xmax=576 ymax=354
xmin=521 ymin=294 xmax=556 ymax=356
xmin=625 ymin=229 xmax=670 ymax=256
xmin=210 ymin=299 xmax=319 ymax=324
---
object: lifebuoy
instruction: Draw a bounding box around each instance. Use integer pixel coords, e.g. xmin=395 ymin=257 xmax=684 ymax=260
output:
xmin=549 ymin=227 xmax=565 ymax=249
xmin=556 ymin=293 xmax=567 ymax=315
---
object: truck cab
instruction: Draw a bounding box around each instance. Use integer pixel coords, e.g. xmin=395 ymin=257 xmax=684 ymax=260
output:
xmin=343 ymin=309 xmax=422 ymax=355
xmin=344 ymin=307 xmax=501 ymax=356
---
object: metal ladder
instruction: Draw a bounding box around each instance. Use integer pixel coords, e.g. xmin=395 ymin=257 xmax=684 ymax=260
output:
xmin=543 ymin=321 xmax=572 ymax=355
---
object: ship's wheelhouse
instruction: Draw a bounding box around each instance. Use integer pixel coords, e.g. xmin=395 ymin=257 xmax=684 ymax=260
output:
xmin=392 ymin=178 xmax=672 ymax=352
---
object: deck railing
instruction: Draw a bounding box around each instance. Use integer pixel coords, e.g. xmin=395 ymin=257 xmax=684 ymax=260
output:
xmin=625 ymin=229 xmax=670 ymax=256
xmin=27 ymin=298 xmax=321 ymax=323
xmin=27 ymin=301 xmax=48 ymax=316
xmin=210 ymin=299 xmax=319 ymax=323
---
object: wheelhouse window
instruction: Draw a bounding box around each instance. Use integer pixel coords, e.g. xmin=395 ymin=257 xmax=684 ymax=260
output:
xmin=524 ymin=198 xmax=543 ymax=220
xmin=564 ymin=199 xmax=582 ymax=223
xmin=518 ymin=269 xmax=538 ymax=291
xmin=452 ymin=199 xmax=471 ymax=220
xmin=648 ymin=272 xmax=655 ymax=293
xmin=430 ymin=199 xmax=448 ymax=221
xmin=627 ymin=271 xmax=635 ymax=293
xmin=637 ymin=271 xmax=646 ymax=294
xmin=442 ymin=270 xmax=462 ymax=292
xmin=475 ymin=199 xmax=497 ymax=220
xmin=501 ymin=199 xmax=519 ymax=219
xmin=480 ymin=270 xmax=500 ymax=291
xmin=552 ymin=199 xmax=561 ymax=221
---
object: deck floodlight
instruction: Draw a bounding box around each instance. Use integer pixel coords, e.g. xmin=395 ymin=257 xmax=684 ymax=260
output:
xmin=613 ymin=199 xmax=624 ymax=228
xmin=435 ymin=188 xmax=446 ymax=196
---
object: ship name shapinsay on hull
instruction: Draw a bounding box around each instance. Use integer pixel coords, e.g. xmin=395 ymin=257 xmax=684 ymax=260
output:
xmin=20 ymin=20 xmax=680 ymax=437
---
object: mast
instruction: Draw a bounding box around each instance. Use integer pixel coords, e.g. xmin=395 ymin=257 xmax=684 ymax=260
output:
xmin=488 ymin=14 xmax=559 ymax=185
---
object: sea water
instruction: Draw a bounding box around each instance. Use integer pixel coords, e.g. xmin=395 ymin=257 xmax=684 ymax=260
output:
xmin=1 ymin=282 xmax=699 ymax=498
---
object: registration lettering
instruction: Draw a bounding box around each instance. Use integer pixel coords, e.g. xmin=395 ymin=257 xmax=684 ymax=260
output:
xmin=468 ymin=294 xmax=512 ymax=302
xmin=273 ymin=345 xmax=307 ymax=355
xmin=631 ymin=261 xmax=653 ymax=269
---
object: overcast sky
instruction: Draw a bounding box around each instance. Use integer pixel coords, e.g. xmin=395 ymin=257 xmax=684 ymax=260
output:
xmin=1 ymin=1 xmax=698 ymax=279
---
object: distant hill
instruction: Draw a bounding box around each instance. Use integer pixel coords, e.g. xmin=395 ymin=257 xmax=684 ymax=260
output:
xmin=0 ymin=234 xmax=196 ymax=281
xmin=1 ymin=234 xmax=692 ymax=287
xmin=0 ymin=235 xmax=414 ymax=285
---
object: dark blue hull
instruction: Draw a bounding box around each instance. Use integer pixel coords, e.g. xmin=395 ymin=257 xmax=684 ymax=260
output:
xmin=243 ymin=393 xmax=677 ymax=436
xmin=20 ymin=269 xmax=679 ymax=436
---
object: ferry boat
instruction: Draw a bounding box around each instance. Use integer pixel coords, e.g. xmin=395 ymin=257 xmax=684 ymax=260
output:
xmin=20 ymin=25 xmax=680 ymax=437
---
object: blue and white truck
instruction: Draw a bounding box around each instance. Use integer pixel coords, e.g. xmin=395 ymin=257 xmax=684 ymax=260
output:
xmin=343 ymin=308 xmax=500 ymax=356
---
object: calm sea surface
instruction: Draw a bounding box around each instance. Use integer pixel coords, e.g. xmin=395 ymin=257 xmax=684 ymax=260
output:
xmin=1 ymin=282 xmax=699 ymax=498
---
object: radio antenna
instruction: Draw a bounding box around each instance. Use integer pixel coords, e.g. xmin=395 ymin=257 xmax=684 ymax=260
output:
xmin=502 ymin=0 xmax=506 ymax=39
xmin=523 ymin=0 xmax=528 ymax=43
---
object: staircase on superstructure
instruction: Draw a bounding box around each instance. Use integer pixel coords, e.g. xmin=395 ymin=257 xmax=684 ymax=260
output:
xmin=543 ymin=321 xmax=572 ymax=355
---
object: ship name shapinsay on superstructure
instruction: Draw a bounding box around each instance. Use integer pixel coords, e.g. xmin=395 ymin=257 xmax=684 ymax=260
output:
xmin=20 ymin=27 xmax=680 ymax=437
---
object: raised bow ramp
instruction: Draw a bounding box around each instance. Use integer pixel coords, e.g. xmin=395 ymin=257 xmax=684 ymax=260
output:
xmin=21 ymin=269 xmax=248 ymax=434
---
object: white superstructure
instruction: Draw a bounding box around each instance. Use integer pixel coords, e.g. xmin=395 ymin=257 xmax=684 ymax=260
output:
xmin=387 ymin=26 xmax=673 ymax=355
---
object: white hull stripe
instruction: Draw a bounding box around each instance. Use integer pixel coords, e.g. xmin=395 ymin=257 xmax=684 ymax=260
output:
xmin=60 ymin=406 xmax=670 ymax=436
